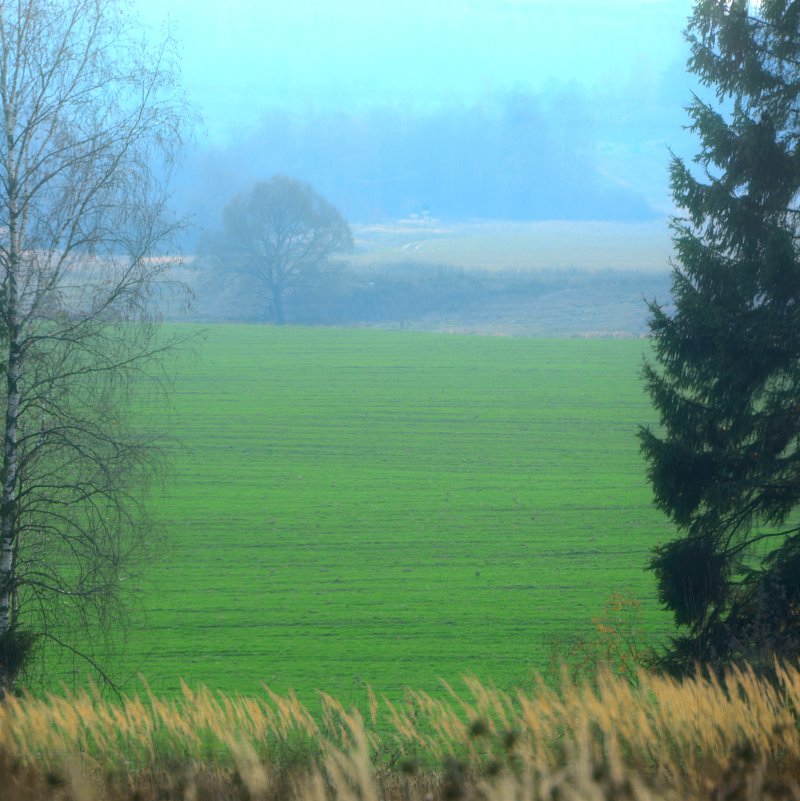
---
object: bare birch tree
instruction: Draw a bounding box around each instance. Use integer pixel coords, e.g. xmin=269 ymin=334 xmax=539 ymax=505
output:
xmin=0 ymin=0 xmax=189 ymax=692
xmin=213 ymin=176 xmax=353 ymax=324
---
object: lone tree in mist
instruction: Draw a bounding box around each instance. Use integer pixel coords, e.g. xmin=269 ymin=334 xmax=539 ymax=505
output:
xmin=640 ymin=0 xmax=800 ymax=675
xmin=0 ymin=0 xmax=188 ymax=692
xmin=214 ymin=176 xmax=353 ymax=324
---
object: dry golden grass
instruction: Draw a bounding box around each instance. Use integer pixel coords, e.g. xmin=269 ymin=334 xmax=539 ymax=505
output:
xmin=3 ymin=664 xmax=800 ymax=800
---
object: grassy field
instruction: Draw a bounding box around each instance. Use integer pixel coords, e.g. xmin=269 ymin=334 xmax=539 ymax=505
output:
xmin=61 ymin=325 xmax=673 ymax=704
xmin=350 ymin=219 xmax=673 ymax=272
xmin=185 ymin=219 xmax=674 ymax=334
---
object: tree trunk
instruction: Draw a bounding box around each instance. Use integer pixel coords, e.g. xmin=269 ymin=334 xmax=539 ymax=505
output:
xmin=0 ymin=325 xmax=20 ymax=633
xmin=273 ymin=286 xmax=285 ymax=325
xmin=0 ymin=99 xmax=21 ymax=690
xmin=0 ymin=221 xmax=20 ymax=694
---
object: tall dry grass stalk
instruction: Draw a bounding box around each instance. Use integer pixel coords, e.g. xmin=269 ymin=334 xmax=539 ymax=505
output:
xmin=2 ymin=664 xmax=800 ymax=799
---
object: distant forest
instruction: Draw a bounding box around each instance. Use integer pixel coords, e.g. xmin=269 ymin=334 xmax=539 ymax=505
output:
xmin=175 ymin=75 xmax=696 ymax=245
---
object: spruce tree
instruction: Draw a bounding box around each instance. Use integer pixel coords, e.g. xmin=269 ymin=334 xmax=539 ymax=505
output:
xmin=640 ymin=0 xmax=800 ymax=674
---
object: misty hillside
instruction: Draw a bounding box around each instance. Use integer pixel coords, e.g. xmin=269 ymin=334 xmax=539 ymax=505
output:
xmin=156 ymin=2 xmax=695 ymax=336
xmin=174 ymin=73 xmax=698 ymax=250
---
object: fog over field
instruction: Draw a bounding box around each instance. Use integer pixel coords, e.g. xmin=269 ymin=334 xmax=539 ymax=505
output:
xmin=135 ymin=0 xmax=696 ymax=336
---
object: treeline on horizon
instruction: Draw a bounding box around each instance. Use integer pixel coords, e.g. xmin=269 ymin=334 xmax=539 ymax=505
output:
xmin=173 ymin=75 xmax=696 ymax=245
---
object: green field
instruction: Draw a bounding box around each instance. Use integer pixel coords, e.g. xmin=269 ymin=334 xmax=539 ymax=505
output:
xmin=88 ymin=325 xmax=672 ymax=704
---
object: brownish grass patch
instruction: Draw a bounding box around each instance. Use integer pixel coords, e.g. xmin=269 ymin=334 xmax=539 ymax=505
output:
xmin=3 ymin=664 xmax=800 ymax=799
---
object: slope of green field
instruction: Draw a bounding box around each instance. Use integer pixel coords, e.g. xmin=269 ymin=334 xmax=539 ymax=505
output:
xmin=95 ymin=325 xmax=671 ymax=703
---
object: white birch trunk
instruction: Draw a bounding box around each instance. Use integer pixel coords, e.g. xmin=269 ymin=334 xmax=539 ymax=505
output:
xmin=0 ymin=320 xmax=20 ymax=638
xmin=0 ymin=84 xmax=20 ymax=651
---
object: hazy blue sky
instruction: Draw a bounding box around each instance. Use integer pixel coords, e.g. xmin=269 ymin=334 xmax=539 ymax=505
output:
xmin=135 ymin=0 xmax=696 ymax=141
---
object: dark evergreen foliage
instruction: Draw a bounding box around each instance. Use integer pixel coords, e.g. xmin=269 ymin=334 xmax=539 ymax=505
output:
xmin=640 ymin=0 xmax=800 ymax=675
xmin=0 ymin=627 xmax=36 ymax=692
